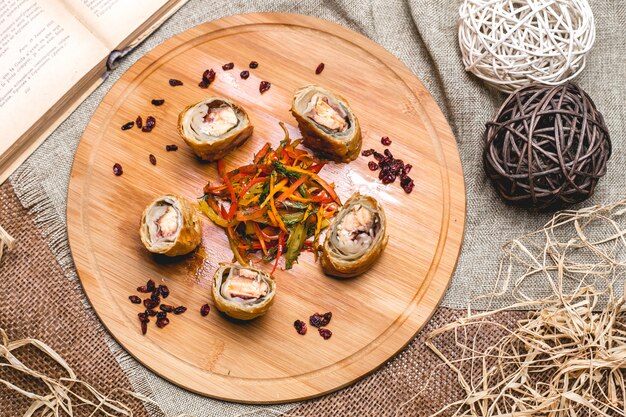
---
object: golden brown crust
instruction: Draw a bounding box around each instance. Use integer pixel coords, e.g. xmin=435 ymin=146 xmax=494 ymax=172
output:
xmin=321 ymin=193 xmax=388 ymax=278
xmin=211 ymin=263 xmax=276 ymax=320
xmin=290 ymin=85 xmax=362 ymax=163
xmin=139 ymin=194 xmax=202 ymax=257
xmin=177 ymin=97 xmax=253 ymax=161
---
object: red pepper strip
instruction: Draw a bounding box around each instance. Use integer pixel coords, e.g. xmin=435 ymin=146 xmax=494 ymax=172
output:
xmin=220 ymin=170 xmax=237 ymax=220
xmin=254 ymin=143 xmax=271 ymax=164
xmin=272 ymin=231 xmax=285 ymax=275
xmin=312 ymin=176 xmax=340 ymax=204
xmin=309 ymin=163 xmax=325 ymax=174
xmin=220 ymin=204 xmax=228 ymax=219
xmin=310 ymin=195 xmax=334 ymax=203
xmin=275 ymin=176 xmax=307 ymax=203
xmin=217 ymin=159 xmax=226 ymax=177
xmin=259 ymin=227 xmax=280 ymax=241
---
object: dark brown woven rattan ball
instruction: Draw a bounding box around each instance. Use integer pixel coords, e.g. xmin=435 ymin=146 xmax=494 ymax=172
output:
xmin=484 ymin=82 xmax=611 ymax=209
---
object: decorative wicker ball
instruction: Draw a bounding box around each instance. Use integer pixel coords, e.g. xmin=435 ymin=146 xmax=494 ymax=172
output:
xmin=458 ymin=0 xmax=595 ymax=93
xmin=483 ymin=83 xmax=611 ymax=209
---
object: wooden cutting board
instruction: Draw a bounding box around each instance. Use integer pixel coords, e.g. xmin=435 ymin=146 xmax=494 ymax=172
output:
xmin=67 ymin=13 xmax=465 ymax=403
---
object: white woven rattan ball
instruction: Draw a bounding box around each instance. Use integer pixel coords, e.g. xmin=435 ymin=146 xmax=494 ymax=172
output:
xmin=458 ymin=0 xmax=595 ymax=93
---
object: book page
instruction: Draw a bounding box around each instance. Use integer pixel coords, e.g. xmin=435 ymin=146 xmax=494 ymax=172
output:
xmin=61 ymin=0 xmax=169 ymax=50
xmin=0 ymin=0 xmax=109 ymax=159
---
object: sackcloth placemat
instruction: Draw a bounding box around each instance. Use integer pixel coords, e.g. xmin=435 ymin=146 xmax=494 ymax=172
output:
xmin=3 ymin=0 xmax=626 ymax=415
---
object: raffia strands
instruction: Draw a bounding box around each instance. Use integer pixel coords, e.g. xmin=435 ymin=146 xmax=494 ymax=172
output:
xmin=0 ymin=327 xmax=199 ymax=417
xmin=0 ymin=223 xmax=16 ymax=263
xmin=397 ymin=199 xmax=626 ymax=416
xmin=458 ymin=0 xmax=596 ymax=93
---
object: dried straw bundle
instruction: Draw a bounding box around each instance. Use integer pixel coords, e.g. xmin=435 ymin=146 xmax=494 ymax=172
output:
xmin=402 ymin=200 xmax=626 ymax=416
xmin=0 ymin=223 xmax=15 ymax=263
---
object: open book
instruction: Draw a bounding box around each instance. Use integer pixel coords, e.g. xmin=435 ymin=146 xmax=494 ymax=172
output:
xmin=0 ymin=0 xmax=187 ymax=183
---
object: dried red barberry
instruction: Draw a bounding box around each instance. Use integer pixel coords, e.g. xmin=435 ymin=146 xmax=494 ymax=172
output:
xmin=381 ymin=136 xmax=392 ymax=146
xmin=150 ymin=292 xmax=160 ymax=304
xmin=403 ymin=164 xmax=412 ymax=175
xmin=173 ymin=306 xmax=187 ymax=315
xmin=322 ymin=312 xmax=332 ymax=326
xmin=159 ymin=285 xmax=170 ymax=298
xmin=156 ymin=311 xmax=167 ymax=320
xmin=294 ymin=320 xmax=307 ymax=335
xmin=401 ymin=175 xmax=415 ymax=194
xmin=222 ymin=62 xmax=234 ymax=70
xmin=143 ymin=298 xmax=158 ymax=309
xmin=138 ymin=312 xmax=149 ymax=322
xmin=198 ymin=69 xmax=215 ymax=88
xmin=362 ymin=149 xmax=375 ymax=157
xmin=380 ymin=172 xmax=396 ymax=184
xmin=159 ymin=304 xmax=174 ymax=313
xmin=240 ymin=70 xmax=249 ymax=79
xmin=146 ymin=309 xmax=158 ymax=316
xmin=384 ymin=149 xmax=393 ymax=159
xmin=169 ymin=79 xmax=183 ymax=86
xmin=137 ymin=285 xmax=149 ymax=293
xmin=315 ymin=63 xmax=325 ymax=74
xmin=318 ymin=328 xmax=332 ymax=340
xmin=136 ymin=116 xmax=143 ymax=129
xmin=151 ymin=99 xmax=165 ymax=106
xmin=142 ymin=116 xmax=156 ymax=132
xmin=200 ymin=304 xmax=211 ymax=316
xmin=141 ymin=321 xmax=148 ymax=335
xmin=259 ymin=81 xmax=271 ymax=94
xmin=113 ymin=163 xmax=123 ymax=176
xmin=309 ymin=313 xmax=323 ymax=328
xmin=129 ymin=295 xmax=141 ymax=304
xmin=121 ymin=121 xmax=134 ymax=130
xmin=165 ymin=144 xmax=178 ymax=151
xmin=149 ymin=154 xmax=157 ymax=165
xmin=373 ymin=151 xmax=385 ymax=162
xmin=249 ymin=61 xmax=258 ymax=69
xmin=156 ymin=317 xmax=170 ymax=328
xmin=368 ymin=161 xmax=379 ymax=171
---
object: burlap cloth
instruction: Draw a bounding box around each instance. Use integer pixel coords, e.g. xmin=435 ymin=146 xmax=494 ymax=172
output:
xmin=3 ymin=0 xmax=626 ymax=415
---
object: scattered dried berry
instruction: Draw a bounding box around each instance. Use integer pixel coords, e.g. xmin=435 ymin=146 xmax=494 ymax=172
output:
xmin=401 ymin=175 xmax=415 ymax=194
xmin=146 ymin=309 xmax=158 ymax=316
xmin=259 ymin=81 xmax=271 ymax=94
xmin=310 ymin=312 xmax=332 ymax=328
xmin=159 ymin=285 xmax=169 ymax=298
xmin=200 ymin=304 xmax=211 ymax=317
xmin=151 ymin=99 xmax=165 ymax=106
xmin=129 ymin=295 xmax=141 ymax=304
xmin=381 ymin=136 xmax=392 ymax=146
xmin=142 ymin=116 xmax=156 ymax=132
xmin=137 ymin=285 xmax=149 ymax=293
xmin=373 ymin=151 xmax=385 ymax=162
xmin=113 ymin=163 xmax=123 ymax=176
xmin=318 ymin=328 xmax=332 ymax=340
xmin=165 ymin=144 xmax=178 ymax=152
xmin=143 ymin=298 xmax=158 ymax=310
xmin=403 ymin=164 xmax=412 ymax=175
xmin=156 ymin=311 xmax=167 ymax=320
xmin=368 ymin=161 xmax=379 ymax=171
xmin=249 ymin=61 xmax=258 ymax=69
xmin=156 ymin=317 xmax=170 ymax=328
xmin=362 ymin=149 xmax=375 ymax=157
xmin=136 ymin=116 xmax=143 ymax=129
xmin=240 ymin=70 xmax=249 ymax=79
xmin=198 ymin=68 xmax=215 ymax=88
xmin=173 ymin=306 xmax=187 ymax=315
xmin=121 ymin=121 xmax=134 ymax=130
xmin=159 ymin=304 xmax=174 ymax=313
xmin=138 ymin=312 xmax=149 ymax=322
xmin=149 ymin=154 xmax=157 ymax=165
xmin=141 ymin=321 xmax=148 ymax=335
xmin=294 ymin=320 xmax=307 ymax=335
xmin=222 ymin=62 xmax=234 ymax=70
xmin=169 ymin=79 xmax=183 ymax=86
xmin=315 ymin=63 xmax=325 ymax=74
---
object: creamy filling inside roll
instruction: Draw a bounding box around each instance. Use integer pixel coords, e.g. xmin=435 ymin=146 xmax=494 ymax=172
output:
xmin=221 ymin=267 xmax=268 ymax=305
xmin=305 ymin=93 xmax=348 ymax=133
xmin=146 ymin=203 xmax=181 ymax=244
xmin=334 ymin=204 xmax=380 ymax=257
xmin=189 ymin=102 xmax=240 ymax=141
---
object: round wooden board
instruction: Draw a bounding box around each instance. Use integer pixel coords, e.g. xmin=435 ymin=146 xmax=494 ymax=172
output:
xmin=67 ymin=13 xmax=465 ymax=403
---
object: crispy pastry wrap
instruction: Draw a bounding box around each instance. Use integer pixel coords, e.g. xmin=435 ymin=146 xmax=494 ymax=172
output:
xmin=321 ymin=193 xmax=388 ymax=277
xmin=139 ymin=194 xmax=201 ymax=256
xmin=178 ymin=97 xmax=253 ymax=161
xmin=211 ymin=263 xmax=276 ymax=320
xmin=290 ymin=85 xmax=361 ymax=162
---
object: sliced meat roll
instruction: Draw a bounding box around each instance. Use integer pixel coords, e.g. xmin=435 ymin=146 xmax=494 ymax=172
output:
xmin=178 ymin=97 xmax=253 ymax=161
xmin=139 ymin=194 xmax=201 ymax=256
xmin=321 ymin=193 xmax=388 ymax=278
xmin=290 ymin=85 xmax=362 ymax=162
xmin=211 ymin=263 xmax=276 ymax=320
